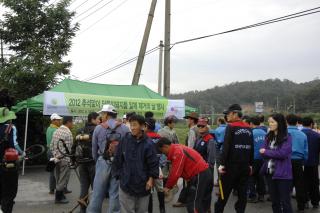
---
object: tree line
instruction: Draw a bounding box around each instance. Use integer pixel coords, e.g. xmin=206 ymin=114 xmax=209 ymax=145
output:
xmin=170 ymin=79 xmax=320 ymax=114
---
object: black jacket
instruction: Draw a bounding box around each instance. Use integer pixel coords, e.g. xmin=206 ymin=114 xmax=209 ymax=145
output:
xmin=220 ymin=121 xmax=254 ymax=167
xmin=72 ymin=123 xmax=96 ymax=163
xmin=113 ymin=132 xmax=159 ymax=197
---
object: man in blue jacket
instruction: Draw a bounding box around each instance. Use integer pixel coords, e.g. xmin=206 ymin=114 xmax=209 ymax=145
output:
xmin=248 ymin=116 xmax=267 ymax=203
xmin=113 ymin=114 xmax=159 ymax=213
xmin=286 ymin=114 xmax=308 ymax=212
xmin=301 ymin=117 xmax=320 ymax=209
xmin=87 ymin=105 xmax=130 ymax=213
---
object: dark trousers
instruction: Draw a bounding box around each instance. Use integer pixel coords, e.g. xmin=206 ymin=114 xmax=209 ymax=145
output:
xmin=177 ymin=180 xmax=188 ymax=203
xmin=248 ymin=160 xmax=266 ymax=198
xmin=78 ymin=163 xmax=95 ymax=213
xmin=267 ymin=175 xmax=293 ymax=213
xmin=214 ymin=164 xmax=250 ymax=213
xmin=291 ymin=159 xmax=306 ymax=210
xmin=47 ymin=150 xmax=56 ymax=192
xmin=0 ymin=169 xmax=18 ymax=213
xmin=304 ymin=165 xmax=320 ymax=206
xmin=186 ymin=168 xmax=213 ymax=213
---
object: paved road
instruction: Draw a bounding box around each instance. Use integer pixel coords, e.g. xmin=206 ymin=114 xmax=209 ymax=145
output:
xmin=14 ymin=167 xmax=320 ymax=213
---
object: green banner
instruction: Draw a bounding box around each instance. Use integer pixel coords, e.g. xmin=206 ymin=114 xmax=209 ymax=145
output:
xmin=63 ymin=92 xmax=168 ymax=118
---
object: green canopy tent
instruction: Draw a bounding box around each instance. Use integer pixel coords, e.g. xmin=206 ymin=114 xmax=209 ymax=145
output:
xmin=13 ymin=78 xmax=166 ymax=113
xmin=13 ymin=78 xmax=167 ymax=175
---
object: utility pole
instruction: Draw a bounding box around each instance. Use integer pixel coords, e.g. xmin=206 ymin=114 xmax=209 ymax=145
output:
xmin=132 ymin=0 xmax=157 ymax=85
xmin=163 ymin=0 xmax=171 ymax=97
xmin=211 ymin=105 xmax=215 ymax=126
xmin=0 ymin=32 xmax=3 ymax=67
xmin=158 ymin=41 xmax=164 ymax=95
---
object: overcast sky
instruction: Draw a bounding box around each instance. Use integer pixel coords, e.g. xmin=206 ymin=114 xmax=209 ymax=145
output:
xmin=6 ymin=0 xmax=320 ymax=94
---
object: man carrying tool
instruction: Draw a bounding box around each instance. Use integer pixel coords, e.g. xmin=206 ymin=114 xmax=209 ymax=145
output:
xmin=214 ymin=104 xmax=254 ymax=213
xmin=157 ymin=137 xmax=213 ymax=213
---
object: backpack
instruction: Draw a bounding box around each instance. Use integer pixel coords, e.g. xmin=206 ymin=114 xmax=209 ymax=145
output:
xmin=0 ymin=124 xmax=19 ymax=170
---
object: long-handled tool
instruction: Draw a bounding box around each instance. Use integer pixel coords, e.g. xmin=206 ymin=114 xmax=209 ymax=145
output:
xmin=218 ymin=174 xmax=224 ymax=200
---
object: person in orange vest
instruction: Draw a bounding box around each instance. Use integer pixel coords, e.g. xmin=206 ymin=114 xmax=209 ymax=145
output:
xmin=157 ymin=138 xmax=213 ymax=213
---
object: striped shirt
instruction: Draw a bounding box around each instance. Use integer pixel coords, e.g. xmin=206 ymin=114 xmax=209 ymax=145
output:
xmin=50 ymin=125 xmax=73 ymax=162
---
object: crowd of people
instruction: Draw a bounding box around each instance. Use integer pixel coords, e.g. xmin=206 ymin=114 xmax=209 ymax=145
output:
xmin=0 ymin=103 xmax=320 ymax=213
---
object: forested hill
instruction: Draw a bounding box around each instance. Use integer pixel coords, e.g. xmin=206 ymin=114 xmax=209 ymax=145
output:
xmin=170 ymin=79 xmax=320 ymax=114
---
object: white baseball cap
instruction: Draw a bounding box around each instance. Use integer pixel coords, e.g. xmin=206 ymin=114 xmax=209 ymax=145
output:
xmin=50 ymin=113 xmax=62 ymax=120
xmin=98 ymin=104 xmax=117 ymax=114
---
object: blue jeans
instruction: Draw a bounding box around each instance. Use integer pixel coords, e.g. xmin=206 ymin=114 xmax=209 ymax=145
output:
xmin=87 ymin=157 xmax=120 ymax=213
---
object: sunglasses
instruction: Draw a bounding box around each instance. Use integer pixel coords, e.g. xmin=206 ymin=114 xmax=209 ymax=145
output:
xmin=197 ymin=125 xmax=206 ymax=128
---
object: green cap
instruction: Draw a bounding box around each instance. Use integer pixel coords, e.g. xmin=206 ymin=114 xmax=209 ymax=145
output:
xmin=0 ymin=107 xmax=17 ymax=123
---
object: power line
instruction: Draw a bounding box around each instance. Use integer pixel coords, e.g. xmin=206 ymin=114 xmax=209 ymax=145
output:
xmin=74 ymin=0 xmax=105 ymax=19
xmin=78 ymin=0 xmax=128 ymax=34
xmin=73 ymin=0 xmax=89 ymax=11
xmin=83 ymin=46 xmax=159 ymax=81
xmin=82 ymin=6 xmax=320 ymax=82
xmin=77 ymin=0 xmax=115 ymax=23
xmin=171 ymin=6 xmax=320 ymax=48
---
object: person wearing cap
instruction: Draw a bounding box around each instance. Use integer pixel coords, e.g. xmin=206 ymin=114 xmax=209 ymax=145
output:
xmin=50 ymin=116 xmax=74 ymax=204
xmin=46 ymin=113 xmax=62 ymax=195
xmin=158 ymin=115 xmax=179 ymax=144
xmin=184 ymin=112 xmax=199 ymax=149
xmin=215 ymin=104 xmax=254 ymax=213
xmin=172 ymin=112 xmax=199 ymax=208
xmin=195 ymin=118 xmax=216 ymax=169
xmin=87 ymin=105 xmax=130 ymax=213
xmin=0 ymin=107 xmax=19 ymax=213
xmin=157 ymin=137 xmax=213 ymax=213
xmin=145 ymin=117 xmax=166 ymax=213
xmin=122 ymin=114 xmax=127 ymax=124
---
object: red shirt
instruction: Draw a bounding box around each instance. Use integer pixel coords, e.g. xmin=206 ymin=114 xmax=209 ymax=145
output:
xmin=165 ymin=144 xmax=208 ymax=189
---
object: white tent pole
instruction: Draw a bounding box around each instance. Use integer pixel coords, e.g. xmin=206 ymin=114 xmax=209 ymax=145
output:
xmin=22 ymin=108 xmax=29 ymax=176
